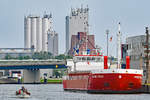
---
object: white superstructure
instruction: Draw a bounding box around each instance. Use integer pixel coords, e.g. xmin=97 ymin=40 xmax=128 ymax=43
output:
xmin=66 ymin=6 xmax=89 ymax=54
xmin=67 ymin=56 xmax=104 ymax=72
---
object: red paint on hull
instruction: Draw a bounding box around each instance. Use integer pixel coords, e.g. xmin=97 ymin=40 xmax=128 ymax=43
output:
xmin=63 ymin=72 xmax=142 ymax=93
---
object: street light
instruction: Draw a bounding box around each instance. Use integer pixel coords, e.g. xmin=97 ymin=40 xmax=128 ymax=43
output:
xmin=106 ymin=29 xmax=109 ymax=56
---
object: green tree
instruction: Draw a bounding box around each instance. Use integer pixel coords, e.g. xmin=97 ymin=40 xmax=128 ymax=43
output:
xmin=32 ymin=51 xmax=53 ymax=59
xmin=23 ymin=56 xmax=31 ymax=59
xmin=5 ymin=54 xmax=12 ymax=59
xmin=55 ymin=54 xmax=72 ymax=60
xmin=18 ymin=56 xmax=23 ymax=60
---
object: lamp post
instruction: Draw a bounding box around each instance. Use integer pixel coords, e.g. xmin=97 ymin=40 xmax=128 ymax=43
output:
xmin=106 ymin=30 xmax=109 ymax=56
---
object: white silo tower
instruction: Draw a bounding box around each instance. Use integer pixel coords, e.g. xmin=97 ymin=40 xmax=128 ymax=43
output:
xmin=42 ymin=14 xmax=52 ymax=52
xmin=36 ymin=17 xmax=42 ymax=52
xmin=24 ymin=16 xmax=31 ymax=48
xmin=31 ymin=17 xmax=37 ymax=51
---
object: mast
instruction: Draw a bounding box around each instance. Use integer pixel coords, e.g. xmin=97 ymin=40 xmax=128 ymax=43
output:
xmin=106 ymin=29 xmax=109 ymax=56
xmin=117 ymin=22 xmax=122 ymax=68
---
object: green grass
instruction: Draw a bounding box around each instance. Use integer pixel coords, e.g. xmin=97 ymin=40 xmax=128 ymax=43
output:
xmin=145 ymin=83 xmax=150 ymax=86
xmin=40 ymin=79 xmax=62 ymax=83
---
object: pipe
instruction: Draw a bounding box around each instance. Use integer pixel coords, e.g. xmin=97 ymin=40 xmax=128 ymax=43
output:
xmin=104 ymin=56 xmax=108 ymax=69
xmin=126 ymin=56 xmax=130 ymax=69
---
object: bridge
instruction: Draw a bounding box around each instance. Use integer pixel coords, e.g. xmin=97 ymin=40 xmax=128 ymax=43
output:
xmin=0 ymin=59 xmax=68 ymax=83
xmin=0 ymin=59 xmax=67 ymax=70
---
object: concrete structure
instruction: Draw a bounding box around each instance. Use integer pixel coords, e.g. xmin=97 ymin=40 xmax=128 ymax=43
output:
xmin=0 ymin=60 xmax=66 ymax=83
xmin=24 ymin=17 xmax=31 ymax=48
xmin=66 ymin=6 xmax=89 ymax=54
xmin=31 ymin=17 xmax=37 ymax=51
xmin=48 ymin=30 xmax=58 ymax=56
xmin=126 ymin=35 xmax=146 ymax=69
xmin=69 ymin=32 xmax=95 ymax=56
xmin=36 ymin=17 xmax=42 ymax=52
xmin=24 ymin=13 xmax=56 ymax=52
xmin=23 ymin=69 xmax=40 ymax=83
xmin=0 ymin=48 xmax=33 ymax=59
xmin=126 ymin=35 xmax=150 ymax=83
xmin=42 ymin=14 xmax=52 ymax=52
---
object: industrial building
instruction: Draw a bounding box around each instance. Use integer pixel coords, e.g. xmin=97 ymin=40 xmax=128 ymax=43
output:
xmin=0 ymin=48 xmax=33 ymax=59
xmin=66 ymin=6 xmax=89 ymax=54
xmin=69 ymin=32 xmax=96 ymax=56
xmin=126 ymin=35 xmax=146 ymax=69
xmin=24 ymin=13 xmax=58 ymax=55
xmin=48 ymin=30 xmax=58 ymax=56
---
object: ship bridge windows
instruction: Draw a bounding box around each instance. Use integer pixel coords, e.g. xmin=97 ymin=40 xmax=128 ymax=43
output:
xmin=82 ymin=57 xmax=86 ymax=61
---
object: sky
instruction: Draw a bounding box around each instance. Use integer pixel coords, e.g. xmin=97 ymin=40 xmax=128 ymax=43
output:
xmin=0 ymin=0 xmax=150 ymax=56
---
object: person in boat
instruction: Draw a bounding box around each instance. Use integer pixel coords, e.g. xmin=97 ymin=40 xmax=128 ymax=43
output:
xmin=16 ymin=86 xmax=30 ymax=95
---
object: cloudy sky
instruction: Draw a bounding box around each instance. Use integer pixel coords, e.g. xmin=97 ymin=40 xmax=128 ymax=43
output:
xmin=0 ymin=0 xmax=150 ymax=56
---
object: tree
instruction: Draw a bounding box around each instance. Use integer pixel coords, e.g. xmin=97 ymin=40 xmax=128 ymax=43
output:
xmin=32 ymin=51 xmax=53 ymax=59
xmin=5 ymin=54 xmax=12 ymax=59
xmin=18 ymin=56 xmax=23 ymax=60
xmin=55 ymin=54 xmax=72 ymax=60
xmin=23 ymin=56 xmax=31 ymax=59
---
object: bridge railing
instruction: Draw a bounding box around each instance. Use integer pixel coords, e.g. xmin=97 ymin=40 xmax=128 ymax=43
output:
xmin=0 ymin=59 xmax=67 ymax=66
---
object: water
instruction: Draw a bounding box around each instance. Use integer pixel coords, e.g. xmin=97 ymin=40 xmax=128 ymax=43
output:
xmin=0 ymin=84 xmax=149 ymax=100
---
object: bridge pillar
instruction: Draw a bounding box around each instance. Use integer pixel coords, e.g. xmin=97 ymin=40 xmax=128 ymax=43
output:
xmin=23 ymin=69 xmax=40 ymax=83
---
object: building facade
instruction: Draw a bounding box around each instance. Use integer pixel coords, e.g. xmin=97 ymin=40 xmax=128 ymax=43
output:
xmin=69 ymin=32 xmax=96 ymax=56
xmin=0 ymin=48 xmax=33 ymax=59
xmin=48 ymin=30 xmax=58 ymax=56
xmin=126 ymin=35 xmax=146 ymax=69
xmin=66 ymin=6 xmax=89 ymax=54
xmin=24 ymin=13 xmax=58 ymax=53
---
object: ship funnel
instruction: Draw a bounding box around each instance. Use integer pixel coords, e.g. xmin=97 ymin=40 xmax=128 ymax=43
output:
xmin=104 ymin=56 xmax=108 ymax=69
xmin=126 ymin=56 xmax=130 ymax=69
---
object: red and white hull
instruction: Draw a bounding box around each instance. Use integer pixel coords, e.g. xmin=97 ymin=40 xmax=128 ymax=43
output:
xmin=63 ymin=69 xmax=143 ymax=93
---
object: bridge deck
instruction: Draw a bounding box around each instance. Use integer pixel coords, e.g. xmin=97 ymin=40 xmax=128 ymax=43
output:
xmin=0 ymin=60 xmax=67 ymax=70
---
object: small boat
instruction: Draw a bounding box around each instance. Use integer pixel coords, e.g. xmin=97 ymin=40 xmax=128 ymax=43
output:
xmin=16 ymin=92 xmax=30 ymax=98
xmin=16 ymin=87 xmax=31 ymax=98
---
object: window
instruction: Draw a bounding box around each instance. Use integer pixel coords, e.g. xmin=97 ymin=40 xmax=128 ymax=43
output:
xmin=104 ymin=83 xmax=110 ymax=87
xmin=129 ymin=83 xmax=134 ymax=88
xmin=82 ymin=57 xmax=86 ymax=61
xmin=87 ymin=57 xmax=91 ymax=61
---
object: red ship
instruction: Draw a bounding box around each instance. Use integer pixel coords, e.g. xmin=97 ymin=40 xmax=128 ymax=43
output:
xmin=63 ymin=23 xmax=143 ymax=93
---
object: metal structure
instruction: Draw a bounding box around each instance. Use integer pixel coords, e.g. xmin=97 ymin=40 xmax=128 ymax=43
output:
xmin=117 ymin=22 xmax=122 ymax=68
xmin=106 ymin=29 xmax=109 ymax=56
xmin=145 ymin=27 xmax=150 ymax=84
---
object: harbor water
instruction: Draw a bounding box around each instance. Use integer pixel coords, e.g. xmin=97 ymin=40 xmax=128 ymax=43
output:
xmin=0 ymin=84 xmax=150 ymax=100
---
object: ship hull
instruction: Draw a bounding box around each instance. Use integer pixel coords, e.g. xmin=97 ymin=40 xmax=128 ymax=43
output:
xmin=63 ymin=71 xmax=143 ymax=93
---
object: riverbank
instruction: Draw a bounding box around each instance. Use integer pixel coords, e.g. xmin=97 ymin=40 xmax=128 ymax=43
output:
xmin=40 ymin=78 xmax=62 ymax=84
xmin=0 ymin=78 xmax=62 ymax=84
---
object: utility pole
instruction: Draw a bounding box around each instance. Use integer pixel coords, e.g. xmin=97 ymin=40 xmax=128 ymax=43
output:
xmin=106 ymin=29 xmax=109 ymax=56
